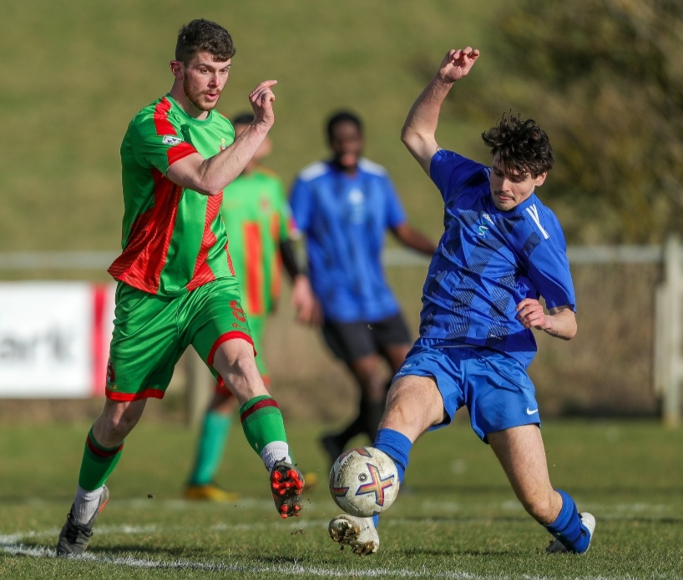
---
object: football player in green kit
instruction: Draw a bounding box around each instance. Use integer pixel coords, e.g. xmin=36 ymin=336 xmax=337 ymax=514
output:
xmin=184 ymin=112 xmax=320 ymax=501
xmin=57 ymin=19 xmax=305 ymax=557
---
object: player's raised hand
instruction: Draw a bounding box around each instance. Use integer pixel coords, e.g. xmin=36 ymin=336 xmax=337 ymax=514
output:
xmin=438 ymin=47 xmax=480 ymax=83
xmin=249 ymin=80 xmax=277 ymax=127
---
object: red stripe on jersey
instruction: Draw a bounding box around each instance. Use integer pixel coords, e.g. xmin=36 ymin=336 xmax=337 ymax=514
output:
xmin=225 ymin=241 xmax=235 ymax=276
xmin=240 ymin=397 xmax=279 ymax=424
xmin=244 ymin=222 xmax=264 ymax=315
xmin=153 ymin=98 xmax=198 ymax=164
xmin=187 ymin=192 xmax=222 ymax=292
xmin=207 ymin=331 xmax=256 ymax=367
xmin=270 ymin=213 xmax=282 ymax=302
xmin=167 ymin=142 xmax=197 ymax=166
xmin=105 ymin=387 xmax=165 ymax=401
xmin=108 ymin=170 xmax=182 ymax=293
xmin=153 ymin=97 xmax=176 ymax=135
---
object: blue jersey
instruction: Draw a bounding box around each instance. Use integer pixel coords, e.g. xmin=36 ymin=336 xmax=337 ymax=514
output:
xmin=289 ymin=158 xmax=407 ymax=323
xmin=420 ymin=149 xmax=576 ymax=368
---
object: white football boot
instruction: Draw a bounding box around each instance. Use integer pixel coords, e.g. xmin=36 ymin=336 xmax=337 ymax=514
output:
xmin=328 ymin=514 xmax=380 ymax=556
xmin=546 ymin=512 xmax=596 ymax=554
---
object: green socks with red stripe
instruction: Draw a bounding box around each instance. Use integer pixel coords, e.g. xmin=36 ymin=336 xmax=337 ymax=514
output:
xmin=78 ymin=427 xmax=124 ymax=491
xmin=239 ymin=395 xmax=292 ymax=470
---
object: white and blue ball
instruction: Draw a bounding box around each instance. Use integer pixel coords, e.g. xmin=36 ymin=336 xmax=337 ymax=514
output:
xmin=329 ymin=446 xmax=400 ymax=517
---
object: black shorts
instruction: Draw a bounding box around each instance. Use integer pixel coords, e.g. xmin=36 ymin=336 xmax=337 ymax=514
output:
xmin=322 ymin=313 xmax=412 ymax=363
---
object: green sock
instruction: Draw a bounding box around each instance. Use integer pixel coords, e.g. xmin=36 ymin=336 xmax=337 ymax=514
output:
xmin=239 ymin=396 xmax=289 ymax=455
xmin=78 ymin=428 xmax=124 ymax=491
xmin=188 ymin=411 xmax=232 ymax=485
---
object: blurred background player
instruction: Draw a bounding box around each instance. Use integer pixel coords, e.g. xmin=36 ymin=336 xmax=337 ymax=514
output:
xmin=57 ymin=19 xmax=305 ymax=557
xmin=289 ymin=110 xmax=436 ymax=468
xmin=328 ymin=46 xmax=595 ymax=556
xmin=184 ymin=112 xmax=319 ymax=501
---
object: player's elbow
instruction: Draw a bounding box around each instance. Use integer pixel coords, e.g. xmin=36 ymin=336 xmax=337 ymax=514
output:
xmin=192 ymin=176 xmax=225 ymax=196
xmin=400 ymin=125 xmax=420 ymax=151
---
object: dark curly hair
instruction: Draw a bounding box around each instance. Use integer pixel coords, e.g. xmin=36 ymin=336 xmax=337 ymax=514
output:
xmin=481 ymin=113 xmax=554 ymax=178
xmin=175 ymin=19 xmax=235 ymax=65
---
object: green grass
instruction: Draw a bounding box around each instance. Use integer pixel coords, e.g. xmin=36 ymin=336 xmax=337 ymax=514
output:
xmin=0 ymin=0 xmax=504 ymax=261
xmin=1 ymin=419 xmax=682 ymax=579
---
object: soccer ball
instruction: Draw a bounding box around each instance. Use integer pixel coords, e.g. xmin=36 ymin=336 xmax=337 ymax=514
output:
xmin=329 ymin=446 xmax=400 ymax=517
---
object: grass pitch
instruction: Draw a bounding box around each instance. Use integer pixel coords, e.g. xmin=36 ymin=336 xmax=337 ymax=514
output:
xmin=1 ymin=418 xmax=682 ymax=579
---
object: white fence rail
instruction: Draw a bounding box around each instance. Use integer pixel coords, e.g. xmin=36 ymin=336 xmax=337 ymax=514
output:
xmin=0 ymin=242 xmax=680 ymax=425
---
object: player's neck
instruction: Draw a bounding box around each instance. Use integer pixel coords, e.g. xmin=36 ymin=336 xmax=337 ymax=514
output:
xmin=331 ymin=159 xmax=358 ymax=176
xmin=169 ymin=85 xmax=211 ymax=120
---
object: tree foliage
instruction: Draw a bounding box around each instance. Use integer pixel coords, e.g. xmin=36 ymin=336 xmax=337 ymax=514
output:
xmin=455 ymin=0 xmax=683 ymax=243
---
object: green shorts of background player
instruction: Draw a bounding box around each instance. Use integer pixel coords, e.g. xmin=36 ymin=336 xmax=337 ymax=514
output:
xmin=56 ymin=279 xmax=305 ymax=556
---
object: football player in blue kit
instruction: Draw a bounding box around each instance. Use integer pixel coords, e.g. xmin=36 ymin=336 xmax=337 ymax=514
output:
xmin=290 ymin=110 xmax=436 ymax=467
xmin=327 ymin=47 xmax=596 ymax=556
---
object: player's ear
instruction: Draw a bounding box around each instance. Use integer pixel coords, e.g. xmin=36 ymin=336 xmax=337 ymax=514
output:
xmin=170 ymin=60 xmax=184 ymax=79
xmin=534 ymin=172 xmax=548 ymax=187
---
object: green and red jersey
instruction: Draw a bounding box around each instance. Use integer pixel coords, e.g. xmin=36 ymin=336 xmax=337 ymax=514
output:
xmin=109 ymin=95 xmax=236 ymax=296
xmin=221 ymin=167 xmax=293 ymax=316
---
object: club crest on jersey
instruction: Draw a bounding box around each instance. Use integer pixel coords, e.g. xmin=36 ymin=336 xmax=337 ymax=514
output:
xmin=478 ymin=213 xmax=494 ymax=236
xmin=162 ymin=135 xmax=183 ymax=145
xmin=219 ymin=138 xmax=228 ymax=151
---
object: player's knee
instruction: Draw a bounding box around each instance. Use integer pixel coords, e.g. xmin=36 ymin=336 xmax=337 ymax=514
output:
xmin=98 ymin=416 xmax=135 ymax=445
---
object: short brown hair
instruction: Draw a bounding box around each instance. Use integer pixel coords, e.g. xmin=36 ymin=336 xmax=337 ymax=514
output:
xmin=175 ymin=19 xmax=235 ymax=65
xmin=481 ymin=113 xmax=554 ymax=177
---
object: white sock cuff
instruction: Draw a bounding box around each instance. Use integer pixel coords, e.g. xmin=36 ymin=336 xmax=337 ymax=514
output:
xmin=260 ymin=441 xmax=291 ymax=472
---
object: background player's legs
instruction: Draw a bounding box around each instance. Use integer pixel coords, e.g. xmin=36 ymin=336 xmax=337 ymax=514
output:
xmin=185 ymin=389 xmax=238 ymax=501
xmin=487 ymin=425 xmax=592 ymax=552
xmin=322 ymin=353 xmax=387 ymax=464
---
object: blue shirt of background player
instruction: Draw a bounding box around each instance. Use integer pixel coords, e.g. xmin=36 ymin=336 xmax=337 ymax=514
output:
xmin=420 ymin=149 xmax=576 ymax=368
xmin=290 ymin=158 xmax=407 ymax=323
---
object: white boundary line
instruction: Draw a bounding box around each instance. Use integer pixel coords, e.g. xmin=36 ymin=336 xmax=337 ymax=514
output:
xmin=0 ymin=522 xmax=478 ymax=579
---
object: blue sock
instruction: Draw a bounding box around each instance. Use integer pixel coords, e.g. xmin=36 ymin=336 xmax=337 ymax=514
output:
xmin=374 ymin=428 xmax=411 ymax=483
xmin=372 ymin=428 xmax=412 ymax=529
xmin=545 ymin=489 xmax=591 ymax=553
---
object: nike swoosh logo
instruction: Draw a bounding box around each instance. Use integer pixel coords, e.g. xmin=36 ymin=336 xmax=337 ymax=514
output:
xmin=526 ymin=407 xmax=539 ymax=415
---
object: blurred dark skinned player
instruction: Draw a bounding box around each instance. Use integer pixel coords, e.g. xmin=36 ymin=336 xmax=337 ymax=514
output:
xmin=57 ymin=19 xmax=305 ymax=557
xmin=289 ymin=111 xmax=436 ymax=468
xmin=328 ymin=47 xmax=595 ymax=556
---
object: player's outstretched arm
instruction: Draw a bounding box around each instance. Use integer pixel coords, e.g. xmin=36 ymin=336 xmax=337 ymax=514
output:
xmin=391 ymin=223 xmax=437 ymax=256
xmin=167 ymin=81 xmax=278 ymax=195
xmin=401 ymin=47 xmax=480 ymax=176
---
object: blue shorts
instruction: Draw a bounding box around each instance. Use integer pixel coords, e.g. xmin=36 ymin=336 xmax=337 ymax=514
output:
xmin=393 ymin=340 xmax=540 ymax=442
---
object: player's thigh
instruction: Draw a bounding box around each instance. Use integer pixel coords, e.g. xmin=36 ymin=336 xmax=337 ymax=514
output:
xmin=464 ymin=350 xmax=540 ymax=442
xmin=107 ymin=283 xmax=185 ymax=401
xmin=383 ymin=374 xmax=446 ymax=442
xmin=247 ymin=313 xmax=269 ymax=381
xmin=185 ymin=278 xmax=255 ymax=374
xmin=389 ymin=340 xmax=466 ymax=429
